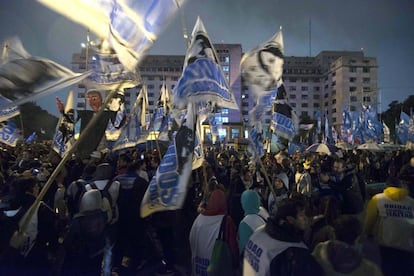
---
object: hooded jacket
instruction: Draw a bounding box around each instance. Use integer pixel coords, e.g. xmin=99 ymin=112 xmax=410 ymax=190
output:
xmin=238 ymin=190 xmax=268 ymax=255
xmin=312 ymin=240 xmax=383 ymax=276
xmin=364 ymin=186 xmax=414 ymax=251
xmin=189 ymin=189 xmax=239 ymax=275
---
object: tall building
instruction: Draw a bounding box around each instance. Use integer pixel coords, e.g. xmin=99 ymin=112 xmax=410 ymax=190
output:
xmin=71 ymin=45 xmax=377 ymax=142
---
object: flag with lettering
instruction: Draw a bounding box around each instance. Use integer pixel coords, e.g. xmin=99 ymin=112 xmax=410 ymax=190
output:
xmin=173 ymin=17 xmax=238 ymax=110
xmin=0 ymin=95 xmax=19 ymax=123
xmin=141 ymin=103 xmax=195 ymax=217
xmin=52 ymin=91 xmax=75 ymax=156
xmin=270 ymin=84 xmax=298 ymax=140
xmin=38 ymin=0 xmax=186 ymax=72
xmin=0 ymin=37 xmax=91 ymax=109
xmin=0 ymin=120 xmax=19 ymax=147
xmin=241 ymin=30 xmax=284 ymax=100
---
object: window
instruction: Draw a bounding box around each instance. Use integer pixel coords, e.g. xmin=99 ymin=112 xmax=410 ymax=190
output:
xmin=148 ymin=93 xmax=154 ymax=97
xmin=172 ymin=76 xmax=179 ymax=81
xmin=302 ymin=78 xmax=308 ymax=82
xmin=148 ymin=84 xmax=154 ymax=89
xmin=313 ymin=103 xmax=320 ymax=108
xmin=331 ymin=81 xmax=336 ymax=86
xmin=301 ymin=103 xmax=308 ymax=108
xmin=290 ymin=77 xmax=297 ymax=82
xmin=78 ymin=93 xmax=85 ymax=98
xmin=363 ymin=96 xmax=371 ymax=102
xmin=222 ymin=65 xmax=230 ymax=72
xmin=289 ymin=94 xmax=296 ymax=99
xmin=332 ymin=90 xmax=336 ymax=96
xmin=363 ymin=87 xmax=371 ymax=92
xmin=222 ymin=108 xmax=229 ymax=114
xmin=291 ymin=103 xmax=296 ymax=107
xmin=222 ymin=117 xmax=229 ymax=123
xmin=225 ymin=56 xmax=230 ymax=63
xmin=349 ymin=67 xmax=357 ymax=72
xmin=314 ymin=87 xmax=320 ymax=92
xmin=324 ymin=93 xmax=329 ymax=98
xmin=332 ymin=108 xmax=337 ymax=113
xmin=350 ymin=96 xmax=357 ymax=102
xmin=78 ymin=83 xmax=85 ymax=88
xmin=231 ymin=129 xmax=240 ymax=139
xmin=350 ymin=77 xmax=356 ymax=82
xmin=313 ymin=95 xmax=320 ymax=100
xmin=301 ymin=86 xmax=308 ymax=91
xmin=350 ymin=106 xmax=356 ymax=111
xmin=289 ymin=86 xmax=297 ymax=91
xmin=148 ymin=76 xmax=154 ymax=80
xmin=363 ymin=78 xmax=370 ymax=83
xmin=242 ymin=102 xmax=249 ymax=107
xmin=363 ymin=67 xmax=370 ymax=73
xmin=301 ymin=94 xmax=309 ymax=100
xmin=350 ymin=87 xmax=357 ymax=92
xmin=332 ymin=99 xmax=336 ymax=104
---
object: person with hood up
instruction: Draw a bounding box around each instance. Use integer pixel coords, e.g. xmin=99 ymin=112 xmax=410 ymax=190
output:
xmin=238 ymin=190 xmax=269 ymax=257
xmin=363 ymin=176 xmax=414 ymax=276
xmin=268 ymin=172 xmax=289 ymax=214
xmin=312 ymin=215 xmax=383 ymax=276
xmin=189 ymin=189 xmax=239 ymax=275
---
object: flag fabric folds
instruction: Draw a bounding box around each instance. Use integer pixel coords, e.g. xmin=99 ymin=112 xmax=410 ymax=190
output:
xmin=141 ymin=103 xmax=195 ymax=218
xmin=38 ymin=0 xmax=186 ymax=72
xmin=52 ymin=91 xmax=75 ymax=156
xmin=0 ymin=120 xmax=19 ymax=147
xmin=173 ymin=17 xmax=238 ymax=110
xmin=25 ymin=132 xmax=37 ymax=144
xmin=0 ymin=37 xmax=91 ymax=109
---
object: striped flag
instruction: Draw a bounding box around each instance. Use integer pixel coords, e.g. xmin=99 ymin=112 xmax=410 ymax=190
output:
xmin=38 ymin=0 xmax=186 ymax=72
xmin=173 ymin=17 xmax=238 ymax=110
xmin=0 ymin=37 xmax=91 ymax=109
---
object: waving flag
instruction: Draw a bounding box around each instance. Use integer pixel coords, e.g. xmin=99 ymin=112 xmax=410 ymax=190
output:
xmin=173 ymin=17 xmax=238 ymax=110
xmin=38 ymin=0 xmax=186 ymax=72
xmin=192 ymin=114 xmax=205 ymax=170
xmin=383 ymin=121 xmax=390 ymax=143
xmin=241 ymin=30 xmax=284 ymax=99
xmin=53 ymin=91 xmax=75 ymax=156
xmin=85 ymin=43 xmax=140 ymax=90
xmin=141 ymin=103 xmax=195 ymax=217
xmin=270 ymin=84 xmax=298 ymax=140
xmin=0 ymin=37 xmax=91 ymax=109
xmin=0 ymin=120 xmax=19 ymax=147
xmin=112 ymin=86 xmax=149 ymax=151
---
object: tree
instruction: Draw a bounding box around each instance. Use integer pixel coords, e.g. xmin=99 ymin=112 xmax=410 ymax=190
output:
xmin=12 ymin=102 xmax=58 ymax=141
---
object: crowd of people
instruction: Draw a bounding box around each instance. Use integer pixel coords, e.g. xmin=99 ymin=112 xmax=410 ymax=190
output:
xmin=0 ymin=141 xmax=413 ymax=275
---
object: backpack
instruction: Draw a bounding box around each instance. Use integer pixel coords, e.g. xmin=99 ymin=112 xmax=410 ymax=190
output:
xmin=270 ymin=247 xmax=323 ymax=276
xmin=76 ymin=180 xmax=114 ymax=223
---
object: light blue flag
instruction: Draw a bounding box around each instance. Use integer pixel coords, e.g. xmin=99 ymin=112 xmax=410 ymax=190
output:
xmin=173 ymin=17 xmax=238 ymax=110
xmin=0 ymin=120 xmax=19 ymax=147
xmin=141 ymin=103 xmax=195 ymax=217
xmin=38 ymin=0 xmax=186 ymax=72
xmin=396 ymin=111 xmax=410 ymax=144
xmin=314 ymin=110 xmax=321 ymax=135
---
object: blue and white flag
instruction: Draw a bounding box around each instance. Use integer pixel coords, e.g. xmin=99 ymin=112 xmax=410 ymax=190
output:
xmin=141 ymin=103 xmax=195 ymax=218
xmin=0 ymin=95 xmax=19 ymax=123
xmin=270 ymin=84 xmax=298 ymax=140
xmin=192 ymin=115 xmax=204 ymax=170
xmin=314 ymin=110 xmax=322 ymax=135
xmin=85 ymin=45 xmax=140 ymax=90
xmin=38 ymin=0 xmax=186 ymax=72
xmin=383 ymin=121 xmax=390 ymax=143
xmin=112 ymin=86 xmax=148 ymax=151
xmin=241 ymin=30 xmax=284 ymax=99
xmin=0 ymin=120 xmax=19 ymax=147
xmin=173 ymin=17 xmax=238 ymax=110
xmin=0 ymin=37 xmax=91 ymax=109
xmin=52 ymin=91 xmax=75 ymax=156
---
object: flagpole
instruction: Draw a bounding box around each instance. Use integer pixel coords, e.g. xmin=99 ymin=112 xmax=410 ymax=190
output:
xmin=10 ymin=87 xmax=121 ymax=247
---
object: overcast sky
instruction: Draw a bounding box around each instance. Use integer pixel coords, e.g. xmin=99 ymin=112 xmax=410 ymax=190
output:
xmin=1 ymin=0 xmax=413 ymax=116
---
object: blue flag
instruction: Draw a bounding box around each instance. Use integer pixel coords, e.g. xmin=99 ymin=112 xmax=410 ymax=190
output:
xmin=270 ymin=84 xmax=298 ymax=140
xmin=0 ymin=120 xmax=19 ymax=147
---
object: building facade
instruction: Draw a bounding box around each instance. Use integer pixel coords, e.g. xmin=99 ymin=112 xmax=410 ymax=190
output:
xmin=71 ymin=45 xmax=377 ymax=142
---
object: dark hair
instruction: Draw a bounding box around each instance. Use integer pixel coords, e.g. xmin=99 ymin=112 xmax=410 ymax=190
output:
xmin=333 ymin=215 xmax=361 ymax=244
xmin=272 ymin=197 xmax=306 ymax=222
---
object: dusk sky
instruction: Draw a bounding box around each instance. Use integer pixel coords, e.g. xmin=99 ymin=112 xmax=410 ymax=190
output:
xmin=0 ymin=0 xmax=413 ymax=117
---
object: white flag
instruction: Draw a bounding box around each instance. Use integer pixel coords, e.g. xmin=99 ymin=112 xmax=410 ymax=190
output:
xmin=38 ymin=0 xmax=186 ymax=71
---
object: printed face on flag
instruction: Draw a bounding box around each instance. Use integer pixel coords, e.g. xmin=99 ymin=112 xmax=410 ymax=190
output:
xmin=186 ymin=34 xmax=218 ymax=65
xmin=241 ymin=31 xmax=284 ymax=92
xmin=107 ymin=92 xmax=124 ymax=112
xmin=86 ymin=90 xmax=103 ymax=112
